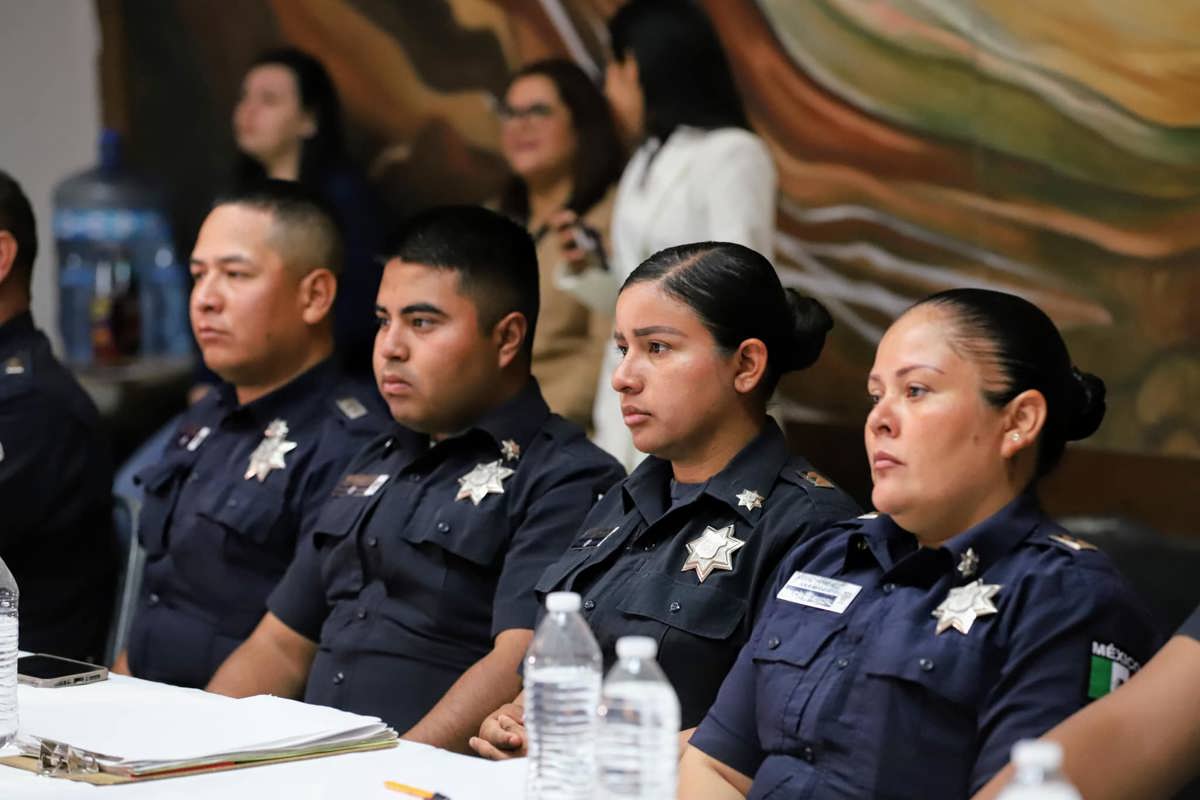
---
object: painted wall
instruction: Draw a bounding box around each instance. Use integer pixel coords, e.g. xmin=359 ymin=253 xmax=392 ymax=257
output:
xmin=114 ymin=0 xmax=1198 ymax=458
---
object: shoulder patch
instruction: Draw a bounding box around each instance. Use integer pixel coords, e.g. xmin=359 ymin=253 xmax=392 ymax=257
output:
xmin=799 ymin=469 xmax=836 ymax=489
xmin=1048 ymin=533 xmax=1098 ymax=552
xmin=336 ymin=396 xmax=369 ymax=420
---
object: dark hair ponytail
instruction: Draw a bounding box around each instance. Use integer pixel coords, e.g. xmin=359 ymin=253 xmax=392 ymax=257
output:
xmin=621 ymin=242 xmax=832 ymax=396
xmin=915 ymin=288 xmax=1106 ymax=477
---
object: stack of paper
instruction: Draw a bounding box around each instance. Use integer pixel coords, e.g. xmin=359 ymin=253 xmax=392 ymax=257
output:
xmin=5 ymin=676 xmax=396 ymax=781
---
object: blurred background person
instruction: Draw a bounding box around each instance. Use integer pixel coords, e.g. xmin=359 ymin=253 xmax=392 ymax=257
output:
xmin=496 ymin=59 xmax=625 ymax=430
xmin=233 ymin=46 xmax=382 ymax=377
xmin=556 ymin=0 xmax=778 ymax=467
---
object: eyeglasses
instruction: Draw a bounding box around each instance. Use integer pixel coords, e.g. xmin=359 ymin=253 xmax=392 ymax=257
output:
xmin=496 ymin=102 xmax=558 ymax=123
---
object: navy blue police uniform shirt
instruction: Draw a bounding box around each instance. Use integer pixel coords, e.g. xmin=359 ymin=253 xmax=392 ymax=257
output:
xmin=691 ymin=492 xmax=1164 ymax=799
xmin=0 ymin=311 xmax=116 ymax=661
xmin=534 ymin=420 xmax=860 ymax=728
xmin=127 ymin=357 xmax=386 ymax=687
xmin=268 ymin=379 xmax=625 ymax=732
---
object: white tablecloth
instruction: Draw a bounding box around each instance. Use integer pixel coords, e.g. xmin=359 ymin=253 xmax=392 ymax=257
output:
xmin=0 ymin=674 xmax=525 ymax=800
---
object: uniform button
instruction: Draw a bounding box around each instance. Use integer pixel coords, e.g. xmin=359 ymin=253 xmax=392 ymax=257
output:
xmin=356 ymin=608 xmax=367 ymax=620
xmin=186 ymin=473 xmax=198 ymax=483
xmin=408 ymin=473 xmax=422 ymax=482
xmin=882 ymin=583 xmax=895 ymax=594
xmin=669 ymin=601 xmax=681 ymax=613
xmin=367 ymin=537 xmax=379 ymax=548
xmin=148 ymin=593 xmax=160 ymax=606
xmin=624 ymin=544 xmax=633 ymax=552
xmin=801 ymin=746 xmax=815 ymax=762
xmin=835 ymin=657 xmax=849 ymax=669
xmin=436 ymin=521 xmax=450 ymax=533
xmin=226 ymin=498 xmax=239 ymax=508
xmin=583 ymin=599 xmax=596 ymax=611
xmin=643 ymin=542 xmax=655 ymax=551
xmin=855 ymin=539 xmax=869 ymax=551
xmin=767 ymin=636 xmax=781 ymax=650
xmin=919 ymin=657 xmax=934 ymax=672
xmin=333 ymin=672 xmax=345 ymax=685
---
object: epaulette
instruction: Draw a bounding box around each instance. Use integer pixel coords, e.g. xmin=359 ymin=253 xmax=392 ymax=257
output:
xmin=0 ymin=351 xmax=34 ymax=402
xmin=334 ymin=395 xmax=370 ymax=421
xmin=781 ymin=466 xmax=838 ymax=490
xmin=1045 ymin=532 xmax=1100 ymax=553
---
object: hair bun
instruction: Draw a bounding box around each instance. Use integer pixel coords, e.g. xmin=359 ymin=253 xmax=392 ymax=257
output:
xmin=1065 ymin=367 xmax=1106 ymax=441
xmin=780 ymin=289 xmax=833 ymax=372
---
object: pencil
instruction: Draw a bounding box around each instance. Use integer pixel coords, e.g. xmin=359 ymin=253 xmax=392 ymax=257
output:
xmin=383 ymin=780 xmax=451 ymax=800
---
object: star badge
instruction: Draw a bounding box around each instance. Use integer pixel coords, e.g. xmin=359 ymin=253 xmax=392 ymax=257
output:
xmin=681 ymin=524 xmax=746 ymax=583
xmin=956 ymin=547 xmax=979 ymax=579
xmin=735 ymin=489 xmax=764 ymax=512
xmin=456 ymin=460 xmax=515 ymax=506
xmin=932 ymin=579 xmax=1001 ymax=635
xmin=244 ymin=419 xmax=298 ymax=482
xmin=500 ymin=439 xmax=521 ymax=462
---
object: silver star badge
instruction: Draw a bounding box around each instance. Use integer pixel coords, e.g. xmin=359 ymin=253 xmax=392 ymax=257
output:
xmin=956 ymin=547 xmax=979 ymax=579
xmin=500 ymin=439 xmax=521 ymax=462
xmin=244 ymin=419 xmax=298 ymax=482
xmin=456 ymin=460 xmax=515 ymax=506
xmin=735 ymin=489 xmax=764 ymax=512
xmin=932 ymin=579 xmax=1001 ymax=635
xmin=681 ymin=524 xmax=746 ymax=582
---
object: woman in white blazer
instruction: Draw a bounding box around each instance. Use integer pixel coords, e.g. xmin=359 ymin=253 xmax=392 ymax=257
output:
xmin=557 ymin=0 xmax=778 ymax=469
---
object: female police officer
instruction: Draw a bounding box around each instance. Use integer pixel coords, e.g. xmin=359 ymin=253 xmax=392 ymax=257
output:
xmin=470 ymin=242 xmax=860 ymax=758
xmin=679 ymin=289 xmax=1162 ymax=799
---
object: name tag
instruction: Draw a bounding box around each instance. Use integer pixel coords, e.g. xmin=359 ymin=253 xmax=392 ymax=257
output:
xmin=333 ymin=473 xmax=389 ymax=497
xmin=777 ymin=572 xmax=861 ymax=614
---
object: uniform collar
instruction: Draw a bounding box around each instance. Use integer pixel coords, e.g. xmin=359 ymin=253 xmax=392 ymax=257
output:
xmin=464 ymin=377 xmax=550 ymax=455
xmin=0 ymin=311 xmax=38 ymax=355
xmin=621 ymin=418 xmax=791 ymax=524
xmin=216 ymin=356 xmax=340 ymax=429
xmin=848 ymin=491 xmax=1044 ymax=586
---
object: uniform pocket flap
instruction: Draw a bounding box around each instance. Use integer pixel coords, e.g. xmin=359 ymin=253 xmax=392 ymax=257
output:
xmin=199 ymin=481 xmax=287 ymax=543
xmin=752 ymin=610 xmax=846 ymax=668
xmin=617 ymin=573 xmax=747 ymax=640
xmin=862 ymin=626 xmax=990 ymax=707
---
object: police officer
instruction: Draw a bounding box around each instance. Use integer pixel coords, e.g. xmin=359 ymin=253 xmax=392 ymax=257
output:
xmin=0 ymin=170 xmax=116 ymax=661
xmin=471 ymin=242 xmax=860 ymax=759
xmin=114 ymin=181 xmax=386 ymax=687
xmin=207 ymin=206 xmax=625 ymax=751
xmin=680 ymin=289 xmax=1164 ymax=799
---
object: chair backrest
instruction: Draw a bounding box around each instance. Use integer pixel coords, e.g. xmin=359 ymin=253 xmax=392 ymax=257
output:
xmin=104 ymin=492 xmax=145 ymax=666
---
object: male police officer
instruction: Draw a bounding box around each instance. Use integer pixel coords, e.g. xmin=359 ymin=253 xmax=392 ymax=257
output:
xmin=114 ymin=181 xmax=385 ymax=687
xmin=208 ymin=206 xmax=624 ymax=751
xmin=0 ymin=170 xmax=116 ymax=661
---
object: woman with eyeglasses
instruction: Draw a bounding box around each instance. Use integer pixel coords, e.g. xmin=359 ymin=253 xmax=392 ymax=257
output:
xmin=554 ymin=0 xmax=778 ymax=468
xmin=496 ymin=59 xmax=626 ymax=430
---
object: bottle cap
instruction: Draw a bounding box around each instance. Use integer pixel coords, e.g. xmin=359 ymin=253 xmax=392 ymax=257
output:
xmin=1011 ymin=739 xmax=1063 ymax=771
xmin=545 ymin=592 xmax=581 ymax=613
xmin=615 ymin=636 xmax=658 ymax=660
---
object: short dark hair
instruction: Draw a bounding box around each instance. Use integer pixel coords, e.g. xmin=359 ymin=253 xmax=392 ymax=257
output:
xmin=386 ymin=205 xmax=539 ymax=357
xmin=608 ymin=0 xmax=749 ymax=141
xmin=914 ymin=288 xmax=1106 ymax=478
xmin=622 ymin=241 xmax=832 ymax=397
xmin=0 ymin=170 xmax=37 ymax=288
xmin=233 ymin=47 xmax=348 ymax=190
xmin=498 ymin=59 xmax=625 ymax=224
xmin=212 ymin=179 xmax=344 ymax=276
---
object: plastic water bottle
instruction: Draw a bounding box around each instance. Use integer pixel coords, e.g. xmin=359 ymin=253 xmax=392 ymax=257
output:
xmin=524 ymin=592 xmax=602 ymax=800
xmin=53 ymin=129 xmax=192 ymax=366
xmin=996 ymin=740 xmax=1082 ymax=800
xmin=0 ymin=557 xmax=18 ymax=748
xmin=597 ymin=636 xmax=681 ymax=800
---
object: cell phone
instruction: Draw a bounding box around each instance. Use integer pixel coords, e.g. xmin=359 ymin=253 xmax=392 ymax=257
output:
xmin=17 ymin=654 xmax=109 ymax=688
xmin=569 ymin=223 xmax=610 ymax=272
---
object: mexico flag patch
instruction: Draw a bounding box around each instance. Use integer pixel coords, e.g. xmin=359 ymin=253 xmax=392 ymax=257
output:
xmin=1088 ymin=641 xmax=1141 ymax=699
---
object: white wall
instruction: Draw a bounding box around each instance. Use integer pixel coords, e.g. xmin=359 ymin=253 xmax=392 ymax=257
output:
xmin=0 ymin=1 xmax=100 ymax=351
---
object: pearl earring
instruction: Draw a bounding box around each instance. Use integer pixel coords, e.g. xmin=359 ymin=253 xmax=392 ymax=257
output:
xmin=1009 ymin=432 xmax=1021 ymax=442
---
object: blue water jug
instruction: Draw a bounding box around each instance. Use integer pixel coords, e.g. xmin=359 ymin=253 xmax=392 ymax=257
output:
xmin=53 ymin=129 xmax=192 ymax=366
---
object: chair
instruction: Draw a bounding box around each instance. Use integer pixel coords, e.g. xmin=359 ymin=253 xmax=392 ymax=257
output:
xmin=103 ymin=492 xmax=145 ymax=667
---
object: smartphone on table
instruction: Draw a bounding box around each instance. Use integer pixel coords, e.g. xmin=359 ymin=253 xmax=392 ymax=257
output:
xmin=17 ymin=654 xmax=108 ymax=688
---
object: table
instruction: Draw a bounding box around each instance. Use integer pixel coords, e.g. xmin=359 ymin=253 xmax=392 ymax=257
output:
xmin=0 ymin=673 xmax=526 ymax=799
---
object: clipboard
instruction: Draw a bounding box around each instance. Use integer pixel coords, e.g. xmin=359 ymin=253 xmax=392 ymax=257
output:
xmin=0 ymin=732 xmax=398 ymax=784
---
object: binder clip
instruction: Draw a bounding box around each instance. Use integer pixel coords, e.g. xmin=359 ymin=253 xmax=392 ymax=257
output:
xmin=36 ymin=738 xmax=100 ymax=777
